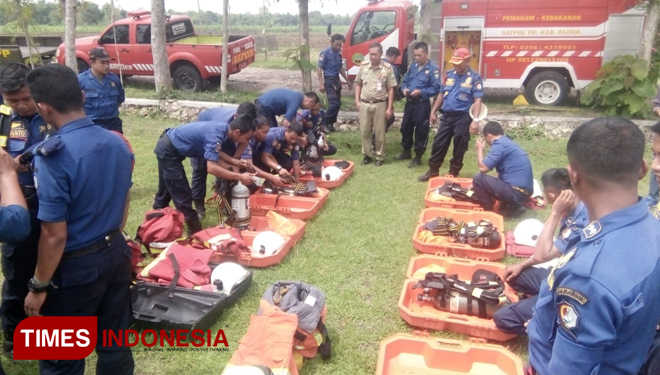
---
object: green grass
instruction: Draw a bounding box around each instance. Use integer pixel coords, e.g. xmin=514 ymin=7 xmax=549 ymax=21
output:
xmin=124 ymin=82 xmax=260 ymax=105
xmin=2 ymin=113 xmax=653 ymax=374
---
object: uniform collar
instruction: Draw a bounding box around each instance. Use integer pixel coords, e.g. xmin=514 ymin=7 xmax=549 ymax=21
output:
xmin=580 ymin=199 xmax=649 ymax=242
xmin=417 ymin=61 xmax=431 ymax=70
xmin=11 ymin=111 xmax=40 ymax=123
xmin=560 ymin=201 xmax=586 ymax=228
xmin=58 ymin=117 xmax=95 ymax=135
xmin=368 ymin=60 xmax=385 ymax=70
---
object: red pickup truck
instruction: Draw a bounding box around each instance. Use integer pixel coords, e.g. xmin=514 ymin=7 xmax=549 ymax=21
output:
xmin=55 ymin=11 xmax=256 ymax=92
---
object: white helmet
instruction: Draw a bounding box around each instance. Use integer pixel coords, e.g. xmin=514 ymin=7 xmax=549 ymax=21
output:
xmin=211 ymin=262 xmax=250 ymax=295
xmin=252 ymin=231 xmax=286 ymax=256
xmin=321 ymin=166 xmax=343 ymax=181
xmin=513 ymin=219 xmax=544 ymax=247
xmin=532 ymin=179 xmax=543 ymax=198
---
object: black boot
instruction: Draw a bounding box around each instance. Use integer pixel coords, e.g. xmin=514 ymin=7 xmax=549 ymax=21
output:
xmin=193 ymin=199 xmax=206 ymax=219
xmin=448 ymin=165 xmax=461 ymax=177
xmin=361 ymin=156 xmax=373 ymax=165
xmin=418 ymin=170 xmax=439 ymax=182
xmin=326 ymin=124 xmax=337 ymax=133
xmin=394 ymin=150 xmax=412 ymax=160
xmin=186 ymin=217 xmax=203 ymax=237
xmin=407 ymin=155 xmax=422 ymax=168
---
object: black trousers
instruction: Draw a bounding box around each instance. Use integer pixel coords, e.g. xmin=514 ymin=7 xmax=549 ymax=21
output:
xmin=93 ymin=117 xmax=123 ymax=134
xmin=1 ymin=193 xmax=39 ymax=341
xmin=324 ymin=76 xmax=342 ymax=126
xmin=400 ymin=99 xmax=431 ymax=156
xmin=40 ymin=237 xmax=134 ymax=375
xmin=153 ymin=132 xmax=202 ymax=234
xmin=255 ymin=100 xmax=278 ymax=128
xmin=190 ymin=140 xmax=238 ymax=204
xmin=472 ymin=173 xmax=527 ymax=211
xmin=493 ymin=267 xmax=551 ymax=336
xmin=639 ymin=328 xmax=660 ymax=375
xmin=428 ymin=111 xmax=471 ymax=175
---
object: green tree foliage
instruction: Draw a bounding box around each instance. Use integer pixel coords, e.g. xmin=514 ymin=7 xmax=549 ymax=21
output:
xmin=0 ymin=0 xmax=124 ymax=26
xmin=581 ymin=33 xmax=660 ymax=118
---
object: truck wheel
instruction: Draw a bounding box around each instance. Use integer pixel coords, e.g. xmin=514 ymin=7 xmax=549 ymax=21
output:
xmin=524 ymin=71 xmax=569 ymax=106
xmin=173 ymin=65 xmax=203 ymax=92
xmin=77 ymin=58 xmax=89 ymax=74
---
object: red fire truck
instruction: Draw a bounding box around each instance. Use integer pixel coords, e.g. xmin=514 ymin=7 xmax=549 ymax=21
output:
xmin=337 ymin=0 xmax=645 ymax=106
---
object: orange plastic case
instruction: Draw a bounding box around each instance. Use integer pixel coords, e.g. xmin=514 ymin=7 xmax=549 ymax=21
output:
xmin=249 ymin=194 xmax=322 ymax=221
xmin=299 ymin=159 xmax=355 ymax=189
xmin=425 ymin=176 xmax=481 ymax=210
xmin=211 ymin=231 xmax=294 ymax=268
xmin=414 ymin=208 xmax=506 ymax=262
xmin=376 ymin=333 xmax=524 ymax=375
xmin=246 ymin=216 xmax=307 ymax=243
xmin=398 ymin=255 xmax=517 ymax=342
xmin=254 ymin=186 xmax=330 ymax=206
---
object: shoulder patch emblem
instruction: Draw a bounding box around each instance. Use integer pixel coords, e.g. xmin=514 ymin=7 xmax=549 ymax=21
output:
xmin=434 ymin=71 xmax=440 ymax=79
xmin=556 ymin=287 xmax=589 ymax=305
xmin=583 ymin=221 xmax=602 ymax=239
xmin=111 ymin=81 xmax=116 ymax=87
xmin=547 ymin=247 xmax=577 ymax=290
xmin=558 ymin=301 xmax=580 ymax=337
xmin=561 ymin=226 xmax=573 ymax=240
xmin=215 ymin=142 xmax=222 ymax=153
xmin=476 ymin=83 xmax=482 ymax=90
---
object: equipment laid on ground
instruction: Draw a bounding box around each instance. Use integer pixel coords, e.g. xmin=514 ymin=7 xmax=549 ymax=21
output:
xmin=136 ymin=207 xmax=185 ymax=254
xmin=423 ymin=217 xmax=501 ymax=250
xmin=321 ymin=166 xmax=343 ymax=182
xmin=262 ymin=180 xmax=318 ymax=197
xmin=513 ymin=219 xmax=544 ymax=248
xmin=252 ymin=231 xmax=286 ymax=256
xmin=210 ymin=262 xmax=252 ymax=295
xmin=432 ymin=182 xmax=480 ymax=205
xmin=413 ymin=270 xmax=511 ymax=319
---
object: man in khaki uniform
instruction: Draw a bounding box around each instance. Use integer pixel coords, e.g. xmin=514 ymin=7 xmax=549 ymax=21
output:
xmin=354 ymin=42 xmax=397 ymax=166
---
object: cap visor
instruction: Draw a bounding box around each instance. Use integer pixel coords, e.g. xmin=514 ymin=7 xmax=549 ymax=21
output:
xmin=449 ymin=57 xmax=465 ymax=64
xmin=98 ymin=57 xmax=111 ymax=61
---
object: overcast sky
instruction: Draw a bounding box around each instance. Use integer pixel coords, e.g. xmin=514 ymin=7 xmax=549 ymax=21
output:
xmin=86 ymin=0 xmax=365 ymax=16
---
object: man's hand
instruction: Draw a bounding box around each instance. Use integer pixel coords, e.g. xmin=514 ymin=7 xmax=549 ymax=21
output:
xmin=0 ymin=148 xmax=16 ymax=175
xmin=347 ymin=81 xmax=354 ymax=91
xmin=13 ymin=155 xmax=27 ymax=173
xmin=278 ymin=168 xmax=291 ymax=178
xmin=551 ymin=189 xmax=575 ymax=216
xmin=24 ymin=291 xmax=47 ymax=317
xmin=320 ymin=85 xmax=326 ymax=94
xmin=323 ymin=142 xmax=329 ymax=151
xmin=430 ymin=112 xmax=438 ymax=124
xmin=403 ymin=88 xmax=410 ymax=97
xmin=282 ymin=119 xmax=291 ymax=128
xmin=238 ymin=160 xmax=255 ymax=173
xmin=410 ymin=89 xmax=422 ymax=98
xmin=503 ymin=263 xmax=525 ymax=282
xmin=476 ymin=137 xmax=485 ymax=152
xmin=655 ymin=107 xmax=660 ymax=117
xmin=469 ymin=121 xmax=479 ymax=134
xmin=355 ymin=101 xmax=361 ymax=111
xmin=386 ymin=107 xmax=393 ymax=120
xmin=269 ymin=175 xmax=288 ymax=187
xmin=238 ymin=173 xmax=255 ymax=186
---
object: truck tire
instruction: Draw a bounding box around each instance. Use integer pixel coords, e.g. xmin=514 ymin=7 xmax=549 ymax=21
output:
xmin=524 ymin=71 xmax=569 ymax=106
xmin=77 ymin=58 xmax=89 ymax=74
xmin=173 ymin=64 xmax=203 ymax=92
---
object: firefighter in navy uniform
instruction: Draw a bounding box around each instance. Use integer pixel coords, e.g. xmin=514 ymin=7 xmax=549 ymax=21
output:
xmin=419 ymin=47 xmax=483 ymax=181
xmin=396 ymin=42 xmax=441 ymax=168
xmin=257 ymin=123 xmax=304 ymax=182
xmin=192 ymin=102 xmax=257 ymax=218
xmin=317 ymin=34 xmax=353 ymax=133
xmin=0 ymin=146 xmax=30 ymax=375
xmin=23 ymin=64 xmax=135 ymax=375
xmin=527 ymin=118 xmax=660 ymax=375
xmin=78 ymin=47 xmax=126 ymax=133
xmin=0 ymin=63 xmax=52 ymax=354
xmin=296 ymin=108 xmax=337 ymax=162
xmin=152 ymin=117 xmax=256 ymax=235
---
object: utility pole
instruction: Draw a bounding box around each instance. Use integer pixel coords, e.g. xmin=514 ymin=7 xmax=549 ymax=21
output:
xmin=220 ymin=0 xmax=229 ymax=93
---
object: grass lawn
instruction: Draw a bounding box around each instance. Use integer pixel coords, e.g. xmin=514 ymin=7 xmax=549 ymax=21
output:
xmin=2 ymin=113 xmax=653 ymax=375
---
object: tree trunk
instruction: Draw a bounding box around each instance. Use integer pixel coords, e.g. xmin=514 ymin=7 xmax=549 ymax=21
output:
xmin=639 ymin=0 xmax=660 ymax=69
xmin=298 ymin=0 xmax=312 ymax=92
xmin=196 ymin=0 xmax=203 ymax=29
xmin=64 ymin=0 xmax=77 ymax=72
xmin=220 ymin=0 xmax=229 ymax=93
xmin=420 ymin=0 xmax=432 ymax=43
xmin=151 ymin=0 xmax=173 ymax=92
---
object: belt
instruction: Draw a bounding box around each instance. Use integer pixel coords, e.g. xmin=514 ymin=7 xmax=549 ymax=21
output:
xmin=441 ymin=111 xmax=468 ymax=116
xmin=324 ymin=75 xmax=339 ymax=79
xmin=62 ymin=229 xmax=122 ymax=260
xmin=21 ymin=185 xmax=37 ymax=197
xmin=512 ymin=186 xmax=531 ymax=196
xmin=361 ymin=99 xmax=387 ymax=104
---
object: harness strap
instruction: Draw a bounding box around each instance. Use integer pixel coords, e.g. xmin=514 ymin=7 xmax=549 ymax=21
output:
xmin=167 ymin=253 xmax=180 ymax=298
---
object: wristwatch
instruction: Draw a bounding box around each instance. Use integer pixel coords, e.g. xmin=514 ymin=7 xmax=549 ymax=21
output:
xmin=28 ymin=277 xmax=49 ymax=294
xmin=275 ymin=165 xmax=282 ymax=171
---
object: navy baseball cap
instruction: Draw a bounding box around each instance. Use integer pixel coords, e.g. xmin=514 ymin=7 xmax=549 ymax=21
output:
xmin=89 ymin=47 xmax=111 ymax=61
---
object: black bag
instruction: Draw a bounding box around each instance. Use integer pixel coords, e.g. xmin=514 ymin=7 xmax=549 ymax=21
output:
xmin=423 ymin=217 xmax=501 ymax=249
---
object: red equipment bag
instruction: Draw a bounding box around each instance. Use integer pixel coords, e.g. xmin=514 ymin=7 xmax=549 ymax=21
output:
xmin=136 ymin=207 xmax=185 ymax=254
xmin=505 ymin=231 xmax=535 ymax=257
xmin=192 ymin=226 xmax=251 ymax=263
